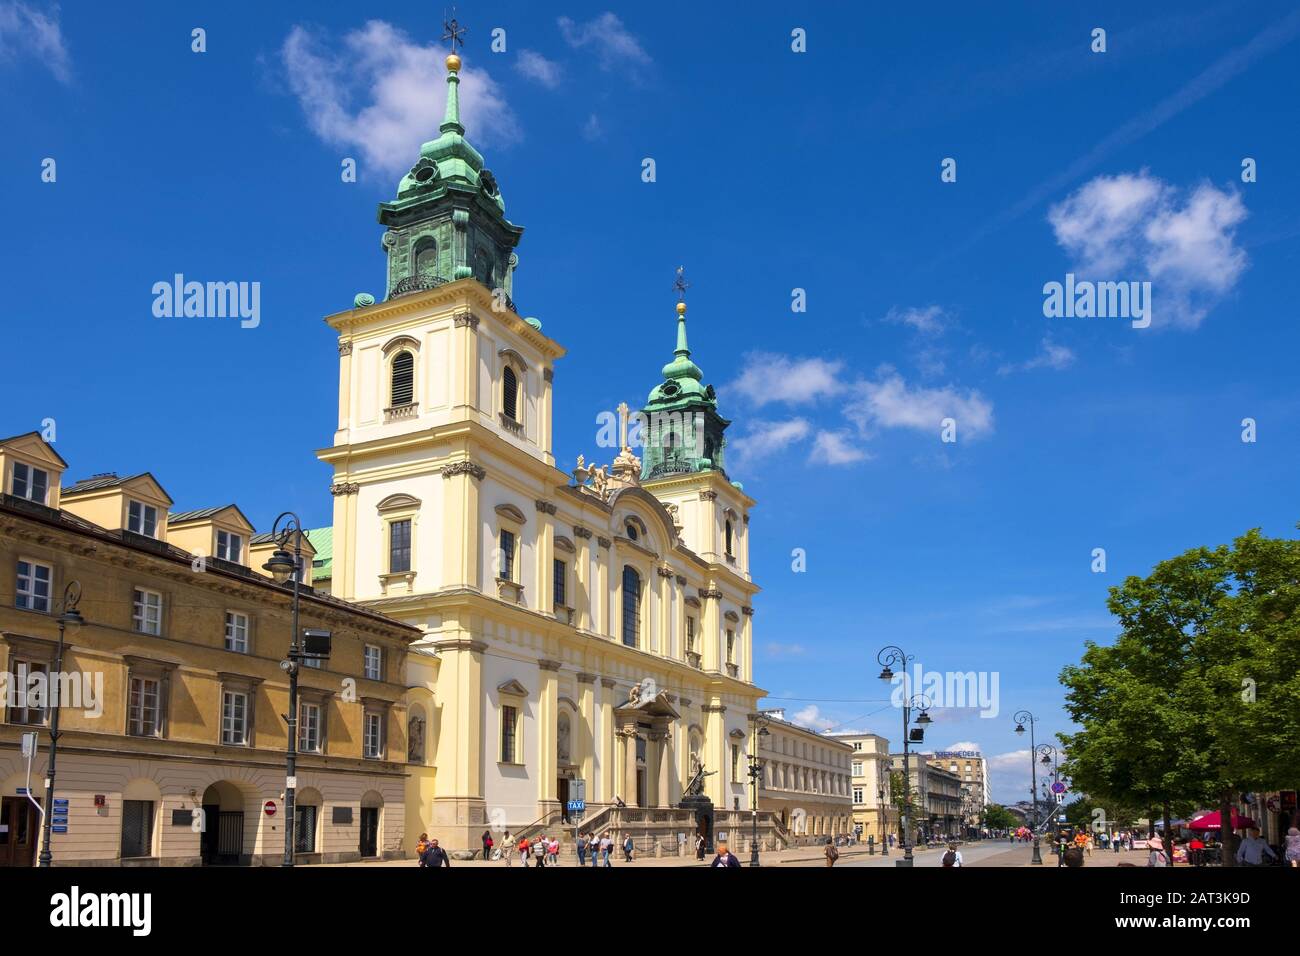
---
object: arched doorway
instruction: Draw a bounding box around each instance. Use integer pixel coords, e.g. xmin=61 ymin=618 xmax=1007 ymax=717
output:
xmin=294 ymin=787 xmax=323 ymax=857
xmin=200 ymin=781 xmax=248 ymax=866
xmin=360 ymin=791 xmax=383 ymax=859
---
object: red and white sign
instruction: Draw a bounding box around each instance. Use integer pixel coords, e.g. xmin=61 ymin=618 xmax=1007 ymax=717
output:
xmin=264 ymin=801 xmax=278 ymax=817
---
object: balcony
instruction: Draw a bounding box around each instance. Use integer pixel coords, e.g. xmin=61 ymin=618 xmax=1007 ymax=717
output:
xmin=384 ymin=402 xmax=419 ymax=423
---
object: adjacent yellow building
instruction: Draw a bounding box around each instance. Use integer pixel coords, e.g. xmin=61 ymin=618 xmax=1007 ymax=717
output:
xmin=0 ymin=432 xmax=420 ymax=866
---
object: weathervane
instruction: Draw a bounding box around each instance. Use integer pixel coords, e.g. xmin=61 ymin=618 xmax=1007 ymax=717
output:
xmin=672 ymin=265 xmax=690 ymax=301
xmin=442 ymin=8 xmax=467 ymax=53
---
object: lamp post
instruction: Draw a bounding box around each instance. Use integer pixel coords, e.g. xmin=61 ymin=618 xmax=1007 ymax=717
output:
xmin=1013 ymin=710 xmax=1043 ymax=865
xmin=37 ymin=581 xmax=83 ymax=868
xmin=1036 ymin=744 xmax=1063 ymax=864
xmin=262 ymin=512 xmax=308 ymax=868
xmin=746 ymin=720 xmax=770 ymax=866
xmin=878 ymin=757 xmax=892 ymax=857
xmin=877 ymin=643 xmax=931 ymax=868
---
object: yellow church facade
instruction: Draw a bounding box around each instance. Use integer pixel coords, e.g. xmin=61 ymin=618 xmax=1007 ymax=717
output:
xmin=316 ymin=53 xmax=770 ymax=852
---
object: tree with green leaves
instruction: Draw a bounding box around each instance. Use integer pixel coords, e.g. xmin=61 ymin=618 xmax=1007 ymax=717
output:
xmin=982 ymin=804 xmax=1019 ymax=831
xmin=1059 ymin=527 xmax=1300 ymax=865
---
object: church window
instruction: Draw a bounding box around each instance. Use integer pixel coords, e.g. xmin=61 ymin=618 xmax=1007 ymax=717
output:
xmin=724 ymin=520 xmax=733 ymax=558
xmin=391 ymin=351 xmax=415 ymax=407
xmin=499 ymin=529 xmax=516 ymax=582
xmin=621 ymin=566 xmax=641 ymax=648
xmin=389 ymin=519 xmax=411 ymax=573
xmin=413 ymin=237 xmax=438 ymax=276
xmin=553 ymin=558 xmax=567 ymax=608
xmin=685 ymin=615 xmax=695 ymax=652
xmin=726 ymin=629 xmax=735 ymax=664
xmin=626 ymin=522 xmax=638 ymax=541
xmin=503 ymin=366 xmax=519 ymax=421
xmin=500 ymin=705 xmax=518 ymax=763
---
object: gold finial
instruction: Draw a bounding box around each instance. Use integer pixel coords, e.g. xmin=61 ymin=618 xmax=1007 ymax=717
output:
xmin=676 ymin=301 xmax=687 ymax=315
xmin=446 ymin=53 xmax=462 ymax=72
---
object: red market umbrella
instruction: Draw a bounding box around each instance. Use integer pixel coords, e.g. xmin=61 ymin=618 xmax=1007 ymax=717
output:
xmin=1187 ymin=809 xmax=1257 ymax=831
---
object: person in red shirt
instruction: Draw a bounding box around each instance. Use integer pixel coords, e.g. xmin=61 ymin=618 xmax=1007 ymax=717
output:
xmin=1188 ymin=835 xmax=1206 ymax=867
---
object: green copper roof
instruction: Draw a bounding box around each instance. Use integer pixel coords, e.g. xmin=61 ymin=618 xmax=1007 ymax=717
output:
xmin=647 ymin=303 xmax=712 ymax=407
xmin=304 ymin=527 xmax=333 ymax=581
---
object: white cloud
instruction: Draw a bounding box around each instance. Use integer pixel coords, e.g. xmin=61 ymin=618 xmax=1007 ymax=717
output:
xmin=727 ymin=418 xmax=811 ymax=467
xmin=516 ymin=49 xmax=561 ymax=88
xmin=0 ymin=1 xmax=71 ymax=83
xmin=727 ymin=353 xmax=846 ymax=407
xmin=849 ymin=372 xmax=994 ymax=440
xmin=581 ymin=113 xmax=603 ymax=141
xmin=999 ymin=338 xmax=1076 ymax=375
xmin=558 ymin=13 xmax=651 ymax=75
xmin=945 ymin=740 xmax=982 ymax=753
xmin=811 ymin=430 xmax=869 ymax=465
xmin=884 ymin=304 xmax=949 ymax=335
xmin=1048 ymin=171 xmax=1248 ymax=328
xmin=282 ymin=21 xmax=520 ymax=178
xmin=792 ymin=705 xmax=836 ymax=733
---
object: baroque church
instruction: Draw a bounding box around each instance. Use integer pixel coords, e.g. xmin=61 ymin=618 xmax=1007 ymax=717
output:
xmin=318 ymin=49 xmax=765 ymax=850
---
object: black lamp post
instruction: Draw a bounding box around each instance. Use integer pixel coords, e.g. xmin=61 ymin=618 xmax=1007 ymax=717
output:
xmin=1013 ymin=710 xmax=1043 ymax=865
xmin=1036 ymin=744 xmax=1063 ymax=864
xmin=746 ymin=721 xmax=770 ymax=866
xmin=38 ymin=581 xmax=83 ymax=868
xmin=878 ymin=642 xmax=932 ymax=868
xmin=262 ymin=512 xmax=311 ymax=868
xmin=879 ymin=758 xmax=892 ymax=857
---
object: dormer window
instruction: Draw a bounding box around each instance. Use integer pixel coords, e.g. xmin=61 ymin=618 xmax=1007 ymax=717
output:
xmin=390 ymin=350 xmax=414 ymax=407
xmin=128 ymin=500 xmax=158 ymax=537
xmin=216 ymin=530 xmax=243 ymax=563
xmin=11 ymin=462 xmax=48 ymax=504
xmin=502 ymin=366 xmax=519 ymax=421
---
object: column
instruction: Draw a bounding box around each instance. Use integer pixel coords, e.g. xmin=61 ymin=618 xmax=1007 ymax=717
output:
xmin=431 ymin=635 xmax=486 ymax=846
xmin=655 ymin=725 xmax=671 ymax=808
xmin=534 ymin=502 xmax=554 ymax=612
xmin=577 ymin=673 xmax=596 ymax=800
xmin=574 ymin=528 xmax=593 ymax=630
xmin=701 ymin=586 xmax=721 ymax=672
xmin=598 ymin=538 xmax=612 ymax=638
xmin=599 ymin=678 xmax=617 ymax=803
xmin=655 ymin=566 xmax=672 ymax=656
xmin=537 ymin=659 xmax=560 ymax=816
xmin=703 ymin=702 xmax=727 ymax=806
xmin=622 ymin=720 xmax=639 ymax=808
xmin=336 ymin=340 xmax=353 ymax=432
xmin=441 ymin=461 xmax=483 ymax=590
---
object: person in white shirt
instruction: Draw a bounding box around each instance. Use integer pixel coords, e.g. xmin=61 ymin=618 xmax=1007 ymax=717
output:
xmin=941 ymin=842 xmax=963 ymax=867
xmin=1236 ymin=828 xmax=1277 ymax=867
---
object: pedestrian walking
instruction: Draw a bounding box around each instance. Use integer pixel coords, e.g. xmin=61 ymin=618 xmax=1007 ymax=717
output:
xmin=588 ymin=832 xmax=600 ymax=868
xmin=532 ymin=836 xmax=548 ymax=868
xmin=481 ymin=829 xmax=493 ymax=861
xmin=710 ymin=840 xmax=741 ymax=867
xmin=600 ymin=832 xmax=613 ymax=867
xmin=416 ymin=832 xmax=431 ymax=866
xmin=695 ymin=833 xmax=706 ymax=861
xmin=1236 ymin=828 xmax=1277 ymax=867
xmin=623 ymin=834 xmax=635 ymax=862
xmin=1285 ymin=827 xmax=1300 ymax=868
xmin=1146 ymin=834 xmax=1169 ymax=867
xmin=941 ymin=842 xmax=962 ymax=867
xmin=518 ymin=835 xmax=530 ymax=866
xmin=825 ymin=838 xmax=840 ymax=867
xmin=548 ymin=836 xmax=560 ymax=865
xmin=420 ymin=837 xmax=451 ymax=869
xmin=577 ymin=831 xmax=587 ymax=866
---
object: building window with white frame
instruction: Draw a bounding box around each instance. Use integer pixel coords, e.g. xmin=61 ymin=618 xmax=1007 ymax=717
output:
xmin=127 ymin=500 xmax=158 ymax=537
xmin=363 ymin=710 xmax=384 ymax=758
xmin=15 ymin=560 xmax=51 ymax=612
xmin=498 ymin=529 xmax=516 ymax=582
xmin=299 ymin=700 xmax=322 ymax=753
xmin=500 ymin=704 xmax=518 ymax=762
xmin=216 ymin=530 xmax=243 ymax=563
xmin=389 ymin=519 xmax=412 ymax=573
xmin=390 ymin=350 xmax=415 ymax=407
xmin=853 ymin=786 xmax=864 ymax=804
xmin=8 ymin=659 xmax=48 ymax=724
xmin=224 ymin=611 xmax=249 ymax=653
xmin=364 ymin=644 xmax=383 ymax=681
xmin=221 ymin=689 xmax=249 ymax=745
xmin=132 ymin=588 xmax=162 ymax=635
xmin=128 ymin=675 xmax=161 ymax=737
xmin=11 ymin=462 xmax=48 ymax=503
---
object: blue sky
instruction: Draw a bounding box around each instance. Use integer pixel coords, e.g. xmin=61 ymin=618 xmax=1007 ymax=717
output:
xmin=4 ymin=1 xmax=1299 ymax=802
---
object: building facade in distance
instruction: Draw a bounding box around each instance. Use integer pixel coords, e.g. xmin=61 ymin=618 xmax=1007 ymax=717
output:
xmin=754 ymin=709 xmax=853 ymax=841
xmin=830 ymin=730 xmax=895 ymax=842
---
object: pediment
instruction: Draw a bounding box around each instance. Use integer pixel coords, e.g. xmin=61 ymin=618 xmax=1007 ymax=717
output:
xmin=497 ymin=678 xmax=529 ymax=697
xmin=495 ymin=503 xmax=527 ymax=524
xmin=121 ymin=473 xmax=174 ymax=507
xmin=377 ymin=493 xmax=422 ymax=513
xmin=0 ymin=432 xmax=67 ymax=470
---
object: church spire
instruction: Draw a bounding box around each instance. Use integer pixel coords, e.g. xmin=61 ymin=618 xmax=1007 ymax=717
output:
xmin=439 ymin=15 xmax=466 ymax=135
xmin=662 ymin=266 xmax=703 ymax=382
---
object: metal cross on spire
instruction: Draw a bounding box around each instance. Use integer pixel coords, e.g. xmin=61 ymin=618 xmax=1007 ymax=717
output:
xmin=442 ymin=8 xmax=467 ymax=52
xmin=672 ymin=265 xmax=690 ymax=301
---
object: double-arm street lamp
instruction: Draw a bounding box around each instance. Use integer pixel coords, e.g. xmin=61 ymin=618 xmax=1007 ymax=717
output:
xmin=746 ymin=718 xmax=771 ymax=866
xmin=1036 ymin=743 xmax=1064 ymax=864
xmin=262 ymin=511 xmax=329 ymax=868
xmin=877 ymin=645 xmax=932 ymax=868
xmin=878 ymin=758 xmax=892 ymax=857
xmin=1013 ymin=710 xmax=1043 ymax=865
xmin=38 ymin=581 xmax=83 ymax=868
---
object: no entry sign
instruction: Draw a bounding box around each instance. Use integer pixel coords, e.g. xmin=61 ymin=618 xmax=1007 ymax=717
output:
xmin=264 ymin=801 xmax=278 ymax=817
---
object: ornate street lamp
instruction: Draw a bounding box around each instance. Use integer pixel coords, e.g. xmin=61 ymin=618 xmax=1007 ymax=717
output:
xmin=38 ymin=582 xmax=83 ymax=867
xmin=1013 ymin=710 xmax=1043 ymax=865
xmin=746 ymin=720 xmax=770 ymax=866
xmin=879 ymin=641 xmax=934 ymax=868
xmin=262 ymin=511 xmax=324 ymax=867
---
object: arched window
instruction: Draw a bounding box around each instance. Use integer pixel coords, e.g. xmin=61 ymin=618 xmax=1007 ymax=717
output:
xmin=391 ymin=351 xmax=414 ymax=407
xmin=725 ymin=520 xmax=733 ymax=557
xmin=621 ymin=566 xmax=641 ymax=648
xmin=414 ymin=237 xmax=438 ymax=276
xmin=502 ymin=366 xmax=519 ymax=421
